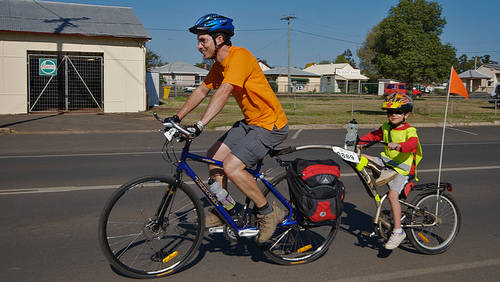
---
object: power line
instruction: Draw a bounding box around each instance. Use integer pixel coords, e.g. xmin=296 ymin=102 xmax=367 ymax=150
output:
xmin=292 ymin=29 xmax=358 ymax=44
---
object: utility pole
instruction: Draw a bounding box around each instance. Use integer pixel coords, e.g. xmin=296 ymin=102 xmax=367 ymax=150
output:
xmin=281 ymin=14 xmax=296 ymax=93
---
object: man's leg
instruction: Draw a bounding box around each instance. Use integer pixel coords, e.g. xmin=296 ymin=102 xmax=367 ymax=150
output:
xmin=207 ymin=141 xmax=231 ymax=189
xmin=223 ymin=153 xmax=267 ymax=207
xmin=223 ymin=153 xmax=284 ymax=243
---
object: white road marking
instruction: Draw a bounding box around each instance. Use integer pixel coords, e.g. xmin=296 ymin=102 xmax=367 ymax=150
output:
xmin=1 ymin=165 xmax=499 ymax=196
xmin=329 ymin=257 xmax=500 ymax=281
xmin=291 ymin=129 xmax=302 ymax=139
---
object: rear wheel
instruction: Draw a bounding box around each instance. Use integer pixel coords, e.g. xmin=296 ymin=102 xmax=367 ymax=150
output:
xmin=257 ymin=172 xmax=340 ymax=265
xmin=98 ymin=175 xmax=204 ymax=278
xmin=406 ymin=192 xmax=460 ymax=254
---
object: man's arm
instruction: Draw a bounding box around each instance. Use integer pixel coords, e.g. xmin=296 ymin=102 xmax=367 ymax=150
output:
xmin=199 ymin=83 xmax=234 ymax=126
xmin=176 ymin=84 xmax=211 ymax=120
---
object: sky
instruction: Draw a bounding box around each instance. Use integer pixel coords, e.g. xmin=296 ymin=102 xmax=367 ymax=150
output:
xmin=46 ymin=0 xmax=500 ymax=69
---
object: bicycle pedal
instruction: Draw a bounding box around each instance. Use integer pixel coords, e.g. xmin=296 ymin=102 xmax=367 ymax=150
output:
xmin=361 ymin=231 xmax=376 ymax=237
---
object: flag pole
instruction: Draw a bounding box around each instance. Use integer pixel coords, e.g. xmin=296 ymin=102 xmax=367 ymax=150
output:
xmin=437 ymin=67 xmax=454 ymax=187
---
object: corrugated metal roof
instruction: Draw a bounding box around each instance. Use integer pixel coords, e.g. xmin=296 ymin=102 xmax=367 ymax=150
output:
xmin=0 ymin=0 xmax=150 ymax=39
xmin=482 ymin=63 xmax=500 ymax=71
xmin=263 ymin=66 xmax=321 ymax=77
xmin=153 ymin=61 xmax=209 ymax=75
xmin=459 ymin=69 xmax=491 ymax=79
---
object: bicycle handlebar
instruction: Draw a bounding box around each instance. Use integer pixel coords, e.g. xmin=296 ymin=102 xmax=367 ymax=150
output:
xmin=154 ymin=112 xmax=197 ymax=140
xmin=358 ymin=139 xmax=388 ymax=150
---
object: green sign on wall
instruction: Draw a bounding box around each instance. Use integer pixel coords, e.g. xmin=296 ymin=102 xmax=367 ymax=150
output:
xmin=39 ymin=59 xmax=57 ymax=76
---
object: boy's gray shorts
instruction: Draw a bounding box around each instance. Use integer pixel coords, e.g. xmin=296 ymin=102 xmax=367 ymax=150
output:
xmin=218 ymin=120 xmax=289 ymax=168
xmin=372 ymin=156 xmax=410 ymax=194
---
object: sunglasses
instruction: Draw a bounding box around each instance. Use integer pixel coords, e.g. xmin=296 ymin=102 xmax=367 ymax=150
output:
xmin=386 ymin=110 xmax=405 ymax=116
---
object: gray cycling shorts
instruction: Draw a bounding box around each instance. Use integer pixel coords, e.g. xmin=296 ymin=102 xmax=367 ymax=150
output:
xmin=218 ymin=120 xmax=289 ymax=168
xmin=371 ymin=156 xmax=410 ymax=194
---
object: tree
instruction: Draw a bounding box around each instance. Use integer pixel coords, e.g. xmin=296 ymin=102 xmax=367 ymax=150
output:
xmin=357 ymin=24 xmax=380 ymax=81
xmin=370 ymin=0 xmax=457 ymax=87
xmin=336 ymin=49 xmax=356 ymax=68
xmin=305 ymin=62 xmax=317 ymax=69
xmin=457 ymin=54 xmax=498 ymax=73
xmin=335 ymin=54 xmax=348 ymax=64
xmin=146 ymin=48 xmax=165 ymax=71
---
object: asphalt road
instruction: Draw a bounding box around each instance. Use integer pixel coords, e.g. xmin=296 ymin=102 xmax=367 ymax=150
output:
xmin=1 ymin=126 xmax=499 ymax=281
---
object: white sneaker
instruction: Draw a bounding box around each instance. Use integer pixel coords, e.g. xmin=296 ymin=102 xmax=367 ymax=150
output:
xmin=385 ymin=230 xmax=406 ymax=249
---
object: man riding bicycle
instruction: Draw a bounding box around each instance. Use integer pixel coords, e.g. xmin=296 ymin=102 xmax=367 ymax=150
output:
xmin=171 ymin=14 xmax=289 ymax=243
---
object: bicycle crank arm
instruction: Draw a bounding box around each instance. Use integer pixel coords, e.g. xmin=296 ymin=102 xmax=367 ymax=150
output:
xmin=207 ymin=226 xmax=224 ymax=233
xmin=238 ymin=228 xmax=259 ymax=237
xmin=404 ymin=222 xmax=438 ymax=228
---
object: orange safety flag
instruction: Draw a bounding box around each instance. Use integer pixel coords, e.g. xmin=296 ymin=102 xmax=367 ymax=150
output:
xmin=449 ymin=67 xmax=468 ymax=100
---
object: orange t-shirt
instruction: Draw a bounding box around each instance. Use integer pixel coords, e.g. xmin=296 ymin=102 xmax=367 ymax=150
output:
xmin=203 ymin=46 xmax=288 ymax=131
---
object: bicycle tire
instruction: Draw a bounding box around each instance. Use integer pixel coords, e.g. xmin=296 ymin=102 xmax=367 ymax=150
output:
xmin=98 ymin=175 xmax=204 ymax=278
xmin=257 ymin=172 xmax=340 ymax=265
xmin=406 ymin=192 xmax=461 ymax=255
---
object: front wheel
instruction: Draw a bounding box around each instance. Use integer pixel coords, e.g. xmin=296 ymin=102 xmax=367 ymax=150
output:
xmin=257 ymin=172 xmax=340 ymax=265
xmin=98 ymin=175 xmax=204 ymax=278
xmin=406 ymin=192 xmax=461 ymax=254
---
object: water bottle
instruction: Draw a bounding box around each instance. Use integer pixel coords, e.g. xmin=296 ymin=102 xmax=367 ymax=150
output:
xmin=344 ymin=119 xmax=358 ymax=152
xmin=208 ymin=178 xmax=235 ymax=210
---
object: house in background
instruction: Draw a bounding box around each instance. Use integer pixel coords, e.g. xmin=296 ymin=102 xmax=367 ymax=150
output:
xmin=458 ymin=69 xmax=492 ymax=93
xmin=263 ymin=67 xmax=321 ymax=93
xmin=304 ymin=63 xmax=369 ymax=93
xmin=258 ymin=60 xmax=272 ymax=72
xmin=153 ymin=61 xmax=208 ymax=90
xmin=475 ymin=64 xmax=500 ymax=93
xmin=0 ymin=0 xmax=150 ymax=114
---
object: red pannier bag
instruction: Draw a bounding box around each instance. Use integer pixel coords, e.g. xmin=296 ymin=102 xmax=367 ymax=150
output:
xmin=287 ymin=158 xmax=345 ymax=222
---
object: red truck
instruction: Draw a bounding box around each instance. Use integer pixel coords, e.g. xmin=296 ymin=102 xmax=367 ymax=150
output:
xmin=384 ymin=83 xmax=422 ymax=98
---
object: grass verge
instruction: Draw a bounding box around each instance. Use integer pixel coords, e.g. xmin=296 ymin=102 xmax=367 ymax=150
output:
xmin=150 ymin=96 xmax=499 ymax=129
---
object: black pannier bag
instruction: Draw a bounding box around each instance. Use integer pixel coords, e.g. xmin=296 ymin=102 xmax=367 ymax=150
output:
xmin=286 ymin=158 xmax=345 ymax=222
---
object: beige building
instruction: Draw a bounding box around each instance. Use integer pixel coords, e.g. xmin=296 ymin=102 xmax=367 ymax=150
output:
xmin=304 ymin=63 xmax=369 ymax=93
xmin=0 ymin=0 xmax=150 ymax=114
xmin=263 ymin=67 xmax=321 ymax=93
xmin=476 ymin=64 xmax=500 ymax=93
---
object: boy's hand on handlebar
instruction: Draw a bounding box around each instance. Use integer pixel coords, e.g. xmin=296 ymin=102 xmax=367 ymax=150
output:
xmin=387 ymin=142 xmax=401 ymax=151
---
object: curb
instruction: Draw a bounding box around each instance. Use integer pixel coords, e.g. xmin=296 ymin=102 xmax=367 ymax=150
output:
xmin=0 ymin=128 xmax=12 ymax=135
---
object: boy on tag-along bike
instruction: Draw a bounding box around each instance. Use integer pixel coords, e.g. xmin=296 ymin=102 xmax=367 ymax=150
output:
xmin=358 ymin=93 xmax=423 ymax=249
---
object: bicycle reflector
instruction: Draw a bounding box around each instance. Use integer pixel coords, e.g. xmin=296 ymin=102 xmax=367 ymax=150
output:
xmin=446 ymin=184 xmax=453 ymax=192
xmin=297 ymin=244 xmax=312 ymax=253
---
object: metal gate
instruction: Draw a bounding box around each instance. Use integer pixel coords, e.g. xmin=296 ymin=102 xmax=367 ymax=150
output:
xmin=28 ymin=53 xmax=103 ymax=112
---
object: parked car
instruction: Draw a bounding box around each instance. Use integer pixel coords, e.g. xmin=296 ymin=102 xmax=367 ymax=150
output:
xmin=184 ymin=84 xmax=200 ymax=92
xmin=384 ymin=83 xmax=422 ymax=98
xmin=489 ymin=83 xmax=500 ymax=107
xmin=414 ymin=85 xmax=430 ymax=94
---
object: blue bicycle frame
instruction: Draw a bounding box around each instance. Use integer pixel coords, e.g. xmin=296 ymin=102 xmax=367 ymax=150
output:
xmin=174 ymin=139 xmax=296 ymax=236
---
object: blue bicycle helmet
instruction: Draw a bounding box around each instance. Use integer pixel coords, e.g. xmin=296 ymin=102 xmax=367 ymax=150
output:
xmin=189 ymin=14 xmax=235 ymax=36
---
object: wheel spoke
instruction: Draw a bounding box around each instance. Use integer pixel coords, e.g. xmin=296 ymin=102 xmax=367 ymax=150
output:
xmin=99 ymin=176 xmax=204 ymax=278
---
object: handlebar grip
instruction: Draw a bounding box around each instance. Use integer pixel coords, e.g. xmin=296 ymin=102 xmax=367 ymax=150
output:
xmin=153 ymin=112 xmax=164 ymax=123
xmin=359 ymin=140 xmax=388 ymax=149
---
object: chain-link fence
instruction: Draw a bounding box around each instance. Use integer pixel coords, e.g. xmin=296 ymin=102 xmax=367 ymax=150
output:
xmin=28 ymin=52 xmax=103 ymax=112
